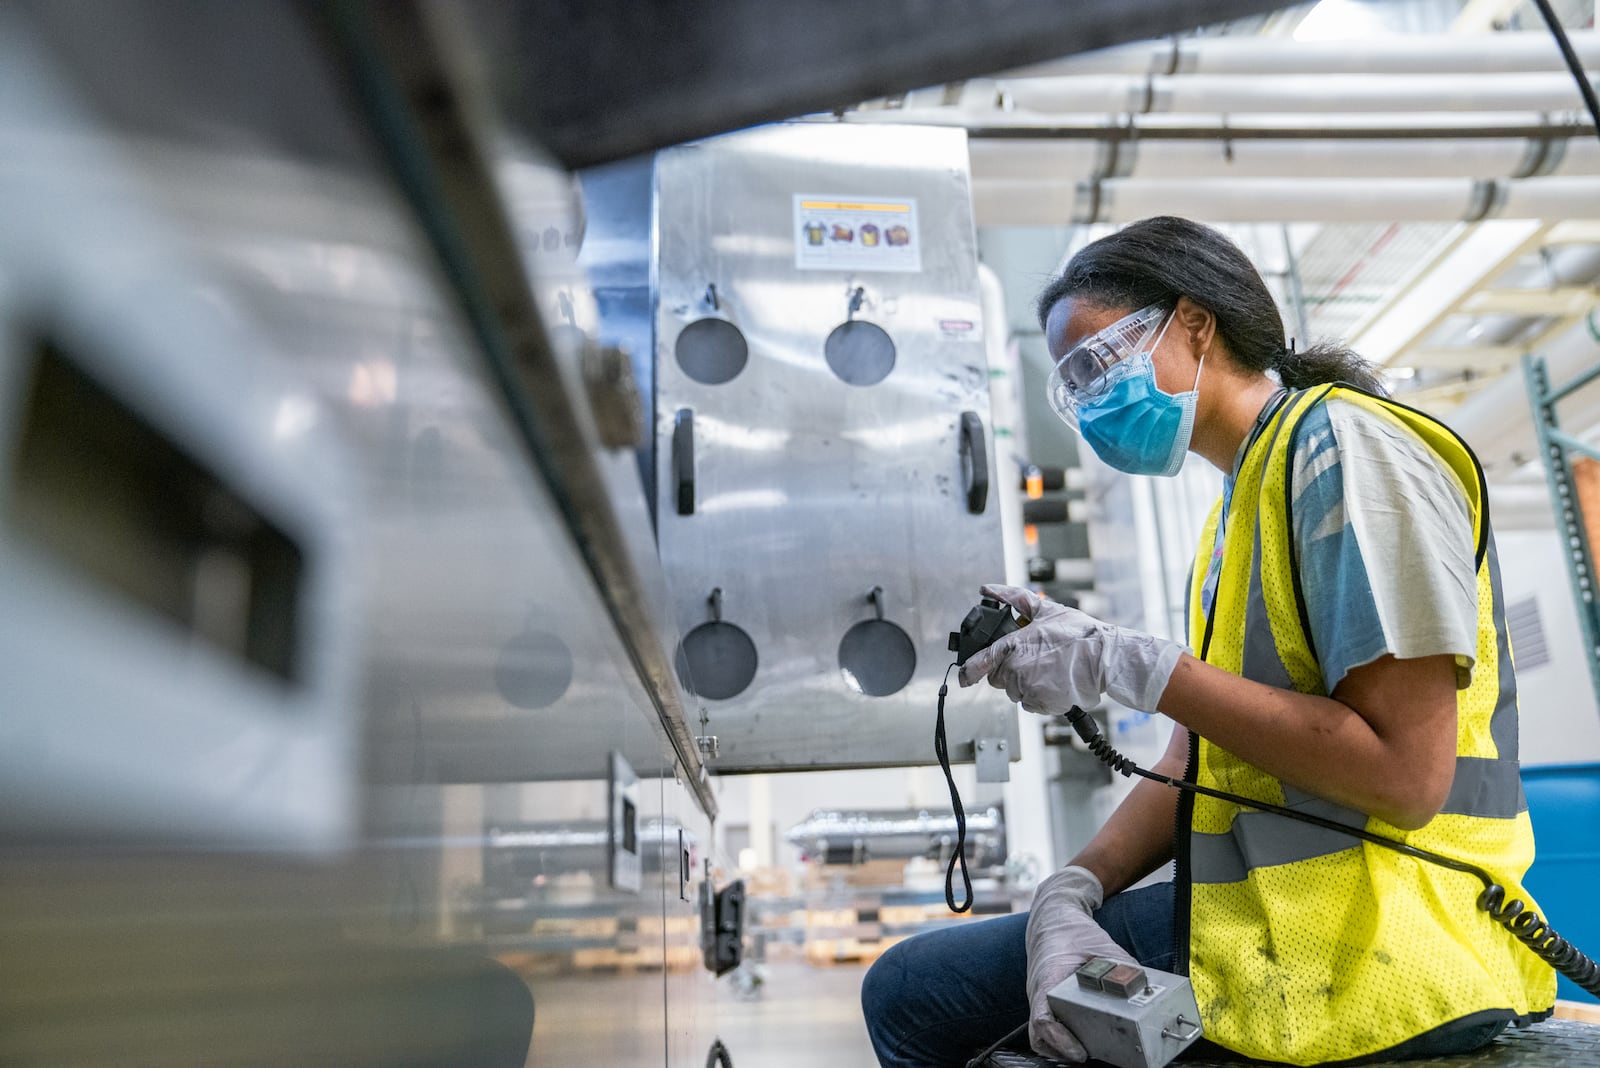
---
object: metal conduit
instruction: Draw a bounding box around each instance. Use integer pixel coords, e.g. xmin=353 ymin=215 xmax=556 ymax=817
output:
xmin=841 ymin=30 xmax=1600 ymax=205
xmin=1007 ymin=31 xmax=1600 ymax=78
xmin=968 ymin=136 xmax=1600 ymax=181
xmin=1002 ymin=72 xmax=1598 ymax=116
xmin=841 ymin=114 xmax=1600 ymax=225
xmin=971 ymin=176 xmax=1600 ymax=225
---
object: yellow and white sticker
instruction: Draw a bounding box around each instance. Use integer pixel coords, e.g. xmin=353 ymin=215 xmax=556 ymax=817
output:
xmin=794 ymin=194 xmax=921 ymax=273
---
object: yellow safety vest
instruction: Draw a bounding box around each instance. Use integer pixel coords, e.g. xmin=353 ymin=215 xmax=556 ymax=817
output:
xmin=1180 ymin=385 xmax=1555 ymax=1064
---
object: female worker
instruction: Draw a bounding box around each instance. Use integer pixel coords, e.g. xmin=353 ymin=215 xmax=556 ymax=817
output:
xmin=861 ymin=216 xmax=1555 ymax=1066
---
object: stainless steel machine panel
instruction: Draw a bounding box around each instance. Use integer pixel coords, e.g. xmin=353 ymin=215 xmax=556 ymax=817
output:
xmin=0 ymin=12 xmax=364 ymax=851
xmin=663 ymin=766 xmax=725 ymax=1068
xmin=654 ymin=123 xmax=1016 ymax=771
xmin=0 ymin=8 xmax=718 ymax=1065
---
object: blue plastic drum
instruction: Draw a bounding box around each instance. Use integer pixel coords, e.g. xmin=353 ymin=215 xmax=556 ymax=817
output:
xmin=1521 ymin=763 xmax=1600 ymax=1003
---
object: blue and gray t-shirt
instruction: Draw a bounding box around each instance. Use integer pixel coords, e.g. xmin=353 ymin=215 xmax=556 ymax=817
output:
xmin=1200 ymin=394 xmax=1478 ymax=693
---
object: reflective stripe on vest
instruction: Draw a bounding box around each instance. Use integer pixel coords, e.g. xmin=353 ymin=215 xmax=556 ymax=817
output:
xmin=1182 ymin=386 xmax=1555 ymax=1065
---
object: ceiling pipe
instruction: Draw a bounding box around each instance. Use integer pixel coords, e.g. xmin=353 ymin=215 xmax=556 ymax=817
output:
xmin=971 ymin=176 xmax=1600 ymax=225
xmin=847 ymin=108 xmax=1598 ymax=137
xmin=969 ymin=137 xmax=1600 ymax=182
xmin=1004 ymin=31 xmax=1600 ymax=78
xmin=840 ymin=109 xmax=1600 ymax=192
xmin=1001 ymin=72 xmax=1595 ymax=116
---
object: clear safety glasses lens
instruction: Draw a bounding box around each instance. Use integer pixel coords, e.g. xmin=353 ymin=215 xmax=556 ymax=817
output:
xmin=1046 ymin=303 xmax=1170 ymax=425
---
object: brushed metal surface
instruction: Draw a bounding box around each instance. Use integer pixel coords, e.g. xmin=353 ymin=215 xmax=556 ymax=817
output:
xmin=654 ymin=123 xmax=1017 ymax=771
xmin=0 ymin=9 xmax=710 ymax=1066
xmin=321 ymin=1 xmax=717 ymax=810
xmin=0 ymin=15 xmax=364 ymax=851
xmin=663 ymin=769 xmax=724 ymax=1068
xmin=123 ymin=137 xmax=685 ymax=791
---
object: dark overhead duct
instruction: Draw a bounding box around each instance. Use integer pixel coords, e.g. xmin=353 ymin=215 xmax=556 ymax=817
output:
xmin=452 ymin=0 xmax=1301 ymax=170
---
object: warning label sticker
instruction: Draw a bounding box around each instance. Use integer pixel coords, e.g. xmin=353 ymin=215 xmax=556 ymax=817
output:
xmin=794 ymin=195 xmax=921 ymax=273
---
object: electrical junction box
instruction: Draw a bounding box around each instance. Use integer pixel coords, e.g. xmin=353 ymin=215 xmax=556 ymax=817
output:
xmin=1046 ymin=958 xmax=1202 ymax=1068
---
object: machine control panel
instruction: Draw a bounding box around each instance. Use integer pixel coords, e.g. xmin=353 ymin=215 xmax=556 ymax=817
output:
xmin=1046 ymin=956 xmax=1203 ymax=1068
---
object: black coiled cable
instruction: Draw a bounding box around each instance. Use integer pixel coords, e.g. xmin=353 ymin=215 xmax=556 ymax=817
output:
xmin=936 ymin=663 xmax=973 ymax=913
xmin=1479 ymin=885 xmax=1600 ymax=995
xmin=1060 ymin=704 xmax=1600 ymax=999
xmin=1080 ymin=728 xmax=1139 ymax=777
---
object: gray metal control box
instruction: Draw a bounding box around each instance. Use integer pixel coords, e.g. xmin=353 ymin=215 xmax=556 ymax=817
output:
xmin=1046 ymin=959 xmax=1202 ymax=1068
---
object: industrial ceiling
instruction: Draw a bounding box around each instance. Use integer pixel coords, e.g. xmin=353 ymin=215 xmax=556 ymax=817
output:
xmin=831 ymin=0 xmax=1600 ymax=480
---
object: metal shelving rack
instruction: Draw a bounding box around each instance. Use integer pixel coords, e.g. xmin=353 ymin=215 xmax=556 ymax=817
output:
xmin=1524 ymin=353 xmax=1600 ymax=710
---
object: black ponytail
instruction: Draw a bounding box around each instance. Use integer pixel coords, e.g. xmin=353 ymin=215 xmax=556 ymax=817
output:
xmin=1276 ymin=340 xmax=1384 ymax=393
xmin=1037 ymin=217 xmax=1387 ymax=397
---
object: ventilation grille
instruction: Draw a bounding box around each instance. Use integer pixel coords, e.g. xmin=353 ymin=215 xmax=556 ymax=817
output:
xmin=1505 ymin=596 xmax=1550 ymax=672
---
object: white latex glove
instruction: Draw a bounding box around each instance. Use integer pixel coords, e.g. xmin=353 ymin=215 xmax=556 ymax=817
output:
xmin=1025 ymin=866 xmax=1140 ymax=1063
xmin=958 ymin=584 xmax=1184 ymax=715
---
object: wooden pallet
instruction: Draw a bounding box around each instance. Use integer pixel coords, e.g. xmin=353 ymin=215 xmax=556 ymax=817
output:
xmin=803 ymin=936 xmax=905 ymax=967
xmin=1554 ymin=1000 xmax=1600 ymax=1024
xmin=879 ymin=903 xmax=962 ymax=925
xmin=529 ymin=916 xmax=619 ymax=939
xmin=803 ymin=908 xmax=858 ymax=928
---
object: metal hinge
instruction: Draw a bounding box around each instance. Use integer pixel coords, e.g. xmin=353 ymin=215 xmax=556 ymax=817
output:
xmin=974 ymin=735 xmax=1010 ymax=783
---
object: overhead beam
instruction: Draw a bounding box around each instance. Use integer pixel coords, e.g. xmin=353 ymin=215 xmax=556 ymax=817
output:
xmin=1405 ymin=345 xmax=1526 ymax=369
xmin=1460 ymin=286 xmax=1600 ymax=317
xmin=448 ymin=0 xmax=1301 ymax=170
xmin=1548 ymin=221 xmax=1600 ymax=245
xmin=1350 ymin=219 xmax=1547 ymax=365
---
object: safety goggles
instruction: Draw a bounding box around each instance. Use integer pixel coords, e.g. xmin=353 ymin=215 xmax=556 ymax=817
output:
xmin=1046 ymin=302 xmax=1172 ymax=424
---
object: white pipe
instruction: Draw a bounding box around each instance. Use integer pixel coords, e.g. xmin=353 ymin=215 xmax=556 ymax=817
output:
xmin=1499 ymin=177 xmax=1600 ymax=219
xmin=1098 ymin=178 xmax=1473 ymax=223
xmin=847 ymin=107 xmax=1593 ymax=135
xmin=971 ymin=176 xmax=1600 ymax=226
xmin=979 ymin=261 xmax=1028 ymax=590
xmin=1005 ymin=72 xmax=1597 ymax=116
xmin=1007 ymin=31 xmax=1600 ymax=78
xmin=969 ymin=138 xmax=1600 ymax=182
xmin=979 ymin=262 xmax=1059 ymax=878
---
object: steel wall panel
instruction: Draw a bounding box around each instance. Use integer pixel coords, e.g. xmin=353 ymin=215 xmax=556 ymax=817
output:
xmin=654 ymin=124 xmax=1017 ymax=771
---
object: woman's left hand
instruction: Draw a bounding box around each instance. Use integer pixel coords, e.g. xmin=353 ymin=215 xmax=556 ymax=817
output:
xmin=958 ymin=584 xmax=1185 ymax=715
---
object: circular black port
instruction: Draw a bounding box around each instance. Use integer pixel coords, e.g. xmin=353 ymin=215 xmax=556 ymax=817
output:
xmin=495 ymin=629 xmax=575 ymax=710
xmin=838 ymin=619 xmax=917 ymax=697
xmin=824 ymin=320 xmax=895 ymax=386
xmin=676 ymin=620 xmax=759 ymax=701
xmin=675 ymin=318 xmax=748 ymax=386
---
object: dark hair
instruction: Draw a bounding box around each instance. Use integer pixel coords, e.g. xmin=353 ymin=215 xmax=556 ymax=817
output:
xmin=1035 ymin=216 xmax=1386 ymax=395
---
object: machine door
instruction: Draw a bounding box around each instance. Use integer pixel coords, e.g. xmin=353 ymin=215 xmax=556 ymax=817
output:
xmin=654 ymin=123 xmax=1016 ymax=773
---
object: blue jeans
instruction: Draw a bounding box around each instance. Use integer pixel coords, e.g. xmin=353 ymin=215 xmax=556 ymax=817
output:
xmin=860 ymin=881 xmax=1509 ymax=1067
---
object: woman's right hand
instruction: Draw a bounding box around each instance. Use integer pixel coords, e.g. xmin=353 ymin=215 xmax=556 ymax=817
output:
xmin=959 ymin=584 xmax=1184 ymax=716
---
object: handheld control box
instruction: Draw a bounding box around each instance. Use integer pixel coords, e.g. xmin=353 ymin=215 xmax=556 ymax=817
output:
xmin=948 ymin=597 xmax=1022 ymax=667
xmin=1046 ymin=957 xmax=1202 ymax=1068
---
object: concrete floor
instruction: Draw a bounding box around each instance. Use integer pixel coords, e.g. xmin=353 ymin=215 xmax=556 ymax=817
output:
xmin=715 ymin=960 xmax=880 ymax=1068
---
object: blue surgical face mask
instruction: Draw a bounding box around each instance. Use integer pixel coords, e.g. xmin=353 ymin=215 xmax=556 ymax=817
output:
xmin=1051 ymin=308 xmax=1205 ymax=477
xmin=1075 ymin=346 xmax=1204 ymax=477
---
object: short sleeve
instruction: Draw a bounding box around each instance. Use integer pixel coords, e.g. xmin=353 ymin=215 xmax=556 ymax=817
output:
xmin=1288 ymin=398 xmax=1478 ymax=693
